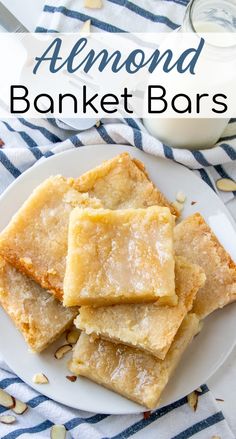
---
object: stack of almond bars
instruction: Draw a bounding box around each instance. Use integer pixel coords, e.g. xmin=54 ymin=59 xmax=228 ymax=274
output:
xmin=0 ymin=152 xmax=236 ymax=410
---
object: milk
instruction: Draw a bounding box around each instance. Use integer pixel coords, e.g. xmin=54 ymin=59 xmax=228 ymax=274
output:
xmin=143 ymin=0 xmax=235 ymax=149
xmin=143 ymin=118 xmax=229 ymax=150
xmin=194 ymin=22 xmax=228 ymax=34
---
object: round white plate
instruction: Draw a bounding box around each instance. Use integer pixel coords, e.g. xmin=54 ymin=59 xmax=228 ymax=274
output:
xmin=0 ymin=144 xmax=236 ymax=415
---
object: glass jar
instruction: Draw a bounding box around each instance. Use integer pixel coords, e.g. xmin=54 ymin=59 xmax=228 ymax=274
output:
xmin=183 ymin=0 xmax=236 ymax=34
xmin=143 ymin=0 xmax=236 ymax=150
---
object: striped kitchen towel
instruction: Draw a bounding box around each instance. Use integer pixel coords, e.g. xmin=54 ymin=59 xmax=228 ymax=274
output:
xmin=0 ymin=361 xmax=234 ymax=439
xmin=0 ymin=1 xmax=235 ymax=438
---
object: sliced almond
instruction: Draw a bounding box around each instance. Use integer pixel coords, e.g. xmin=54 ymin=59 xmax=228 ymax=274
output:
xmin=50 ymin=424 xmax=66 ymax=439
xmin=216 ymin=178 xmax=236 ymax=192
xmin=12 ymin=398 xmax=28 ymax=415
xmin=66 ymin=375 xmax=77 ymax=382
xmin=66 ymin=329 xmax=80 ymax=345
xmin=54 ymin=344 xmax=72 ymax=360
xmin=176 ymin=191 xmax=186 ymax=203
xmin=0 ymin=415 xmax=16 ymax=424
xmin=187 ymin=391 xmax=198 ymax=411
xmin=0 ymin=389 xmax=15 ymax=409
xmin=172 ymin=201 xmax=184 ymax=213
xmin=211 ymin=436 xmax=221 ymax=439
xmin=196 ymin=387 xmax=202 ymax=393
xmin=95 ymin=120 xmax=101 ymax=128
xmin=143 ymin=411 xmax=151 ymax=420
xmin=80 ymin=19 xmax=91 ymax=34
xmin=84 ymin=0 xmax=103 ymax=8
xmin=33 ymin=373 xmax=49 ymax=385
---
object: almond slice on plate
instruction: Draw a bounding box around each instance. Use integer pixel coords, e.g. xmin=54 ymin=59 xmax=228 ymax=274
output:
xmin=0 ymin=415 xmax=16 ymax=424
xmin=66 ymin=329 xmax=80 ymax=345
xmin=66 ymin=375 xmax=77 ymax=382
xmin=33 ymin=373 xmax=49 ymax=385
xmin=84 ymin=0 xmax=103 ymax=9
xmin=187 ymin=391 xmax=198 ymax=411
xmin=0 ymin=389 xmax=15 ymax=409
xmin=50 ymin=424 xmax=67 ymax=439
xmin=216 ymin=178 xmax=236 ymax=192
xmin=176 ymin=190 xmax=186 ymax=203
xmin=54 ymin=344 xmax=72 ymax=360
xmin=80 ymin=19 xmax=91 ymax=34
xmin=12 ymin=398 xmax=28 ymax=415
xmin=172 ymin=201 xmax=184 ymax=213
xmin=196 ymin=387 xmax=202 ymax=393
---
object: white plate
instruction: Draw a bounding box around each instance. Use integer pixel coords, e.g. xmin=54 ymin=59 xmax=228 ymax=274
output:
xmin=0 ymin=144 xmax=236 ymax=415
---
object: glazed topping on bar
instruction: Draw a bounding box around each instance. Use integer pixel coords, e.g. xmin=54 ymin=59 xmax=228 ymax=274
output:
xmin=70 ymin=314 xmax=200 ymax=409
xmin=76 ymin=256 xmax=205 ymax=359
xmin=63 ymin=206 xmax=176 ymax=306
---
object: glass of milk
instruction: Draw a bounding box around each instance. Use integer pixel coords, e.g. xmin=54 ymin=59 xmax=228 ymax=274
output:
xmin=143 ymin=0 xmax=236 ymax=150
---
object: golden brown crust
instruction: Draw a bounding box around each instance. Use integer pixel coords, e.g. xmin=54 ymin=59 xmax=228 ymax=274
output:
xmin=74 ymin=153 xmax=178 ymax=216
xmin=132 ymin=157 xmax=150 ymax=177
xmin=0 ymin=256 xmax=78 ymax=352
xmin=174 ymin=213 xmax=236 ymax=318
xmin=0 ymin=251 xmax=63 ymax=301
xmin=193 ymin=213 xmax=236 ymax=269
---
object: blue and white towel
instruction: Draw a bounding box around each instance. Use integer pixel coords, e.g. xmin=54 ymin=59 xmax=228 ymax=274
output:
xmin=0 ymin=1 xmax=235 ymax=438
